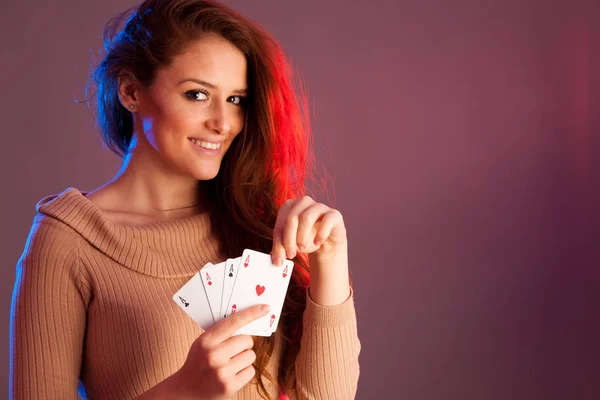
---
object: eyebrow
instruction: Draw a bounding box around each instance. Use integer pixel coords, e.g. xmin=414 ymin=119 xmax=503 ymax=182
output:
xmin=177 ymin=78 xmax=248 ymax=95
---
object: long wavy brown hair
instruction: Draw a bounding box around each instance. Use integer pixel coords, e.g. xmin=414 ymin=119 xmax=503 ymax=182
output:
xmin=84 ymin=0 xmax=326 ymax=398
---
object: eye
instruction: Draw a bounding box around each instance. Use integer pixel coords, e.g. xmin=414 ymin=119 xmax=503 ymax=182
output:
xmin=184 ymin=89 xmax=209 ymax=101
xmin=184 ymin=90 xmax=247 ymax=107
xmin=230 ymin=96 xmax=247 ymax=107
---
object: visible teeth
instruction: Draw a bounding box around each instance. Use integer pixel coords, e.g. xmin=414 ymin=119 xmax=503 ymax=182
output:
xmin=190 ymin=138 xmax=221 ymax=150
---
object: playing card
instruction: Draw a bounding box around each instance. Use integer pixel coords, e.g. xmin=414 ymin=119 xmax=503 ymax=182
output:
xmin=225 ymin=249 xmax=294 ymax=336
xmin=267 ymin=260 xmax=294 ymax=333
xmin=200 ymin=261 xmax=226 ymax=323
xmin=172 ymin=272 xmax=214 ymax=330
xmin=220 ymin=257 xmax=242 ymax=320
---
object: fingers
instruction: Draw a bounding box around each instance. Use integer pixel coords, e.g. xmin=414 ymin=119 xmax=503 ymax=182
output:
xmin=296 ymin=203 xmax=330 ymax=251
xmin=209 ymin=349 xmax=256 ymax=397
xmin=281 ymin=212 xmax=299 ymax=259
xmin=201 ymin=304 xmax=270 ymax=347
xmin=227 ymin=348 xmax=257 ymax=375
xmin=271 ymin=199 xmax=294 ymax=266
xmin=314 ymin=209 xmax=343 ymax=246
xmin=204 ymin=335 xmax=254 ymax=371
xmin=271 ymin=200 xmax=294 ymax=266
xmin=235 ymin=364 xmax=256 ymax=387
xmin=272 ymin=197 xmax=315 ymax=266
xmin=272 ymin=197 xmax=333 ymax=266
xmin=214 ymin=335 xmax=254 ymax=363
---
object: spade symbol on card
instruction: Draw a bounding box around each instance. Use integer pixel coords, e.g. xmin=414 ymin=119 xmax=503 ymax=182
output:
xmin=256 ymin=285 xmax=265 ymax=296
xmin=244 ymin=254 xmax=250 ymax=268
xmin=178 ymin=296 xmax=190 ymax=308
xmin=282 ymin=265 xmax=288 ymax=278
xmin=228 ymin=266 xmax=234 ymax=278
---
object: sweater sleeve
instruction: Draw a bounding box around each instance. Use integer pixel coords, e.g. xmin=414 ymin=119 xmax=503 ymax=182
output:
xmin=294 ymin=286 xmax=361 ymax=399
xmin=9 ymin=216 xmax=89 ymax=400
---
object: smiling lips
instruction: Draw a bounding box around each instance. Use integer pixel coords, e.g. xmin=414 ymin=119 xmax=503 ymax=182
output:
xmin=188 ymin=138 xmax=222 ymax=150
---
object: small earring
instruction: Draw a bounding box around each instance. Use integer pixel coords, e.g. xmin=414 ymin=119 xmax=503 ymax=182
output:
xmin=129 ymin=104 xmax=136 ymax=111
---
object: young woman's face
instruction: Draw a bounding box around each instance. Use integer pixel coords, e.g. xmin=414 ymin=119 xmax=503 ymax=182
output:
xmin=134 ymin=33 xmax=248 ymax=180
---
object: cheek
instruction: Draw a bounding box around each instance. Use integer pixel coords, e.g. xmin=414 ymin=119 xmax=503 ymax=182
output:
xmin=147 ymin=91 xmax=197 ymax=133
xmin=165 ymin=107 xmax=199 ymax=131
xmin=153 ymin=108 xmax=201 ymax=146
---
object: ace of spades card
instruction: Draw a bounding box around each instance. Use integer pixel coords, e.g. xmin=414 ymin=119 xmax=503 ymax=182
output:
xmin=220 ymin=257 xmax=242 ymax=320
xmin=171 ymin=272 xmax=215 ymax=330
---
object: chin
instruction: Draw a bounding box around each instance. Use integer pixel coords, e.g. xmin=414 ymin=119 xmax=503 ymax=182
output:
xmin=190 ymin=167 xmax=221 ymax=181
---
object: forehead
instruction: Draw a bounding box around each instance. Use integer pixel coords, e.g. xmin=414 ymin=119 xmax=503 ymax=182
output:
xmin=156 ymin=33 xmax=247 ymax=89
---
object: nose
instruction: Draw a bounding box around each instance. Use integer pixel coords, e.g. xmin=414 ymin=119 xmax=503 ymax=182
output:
xmin=206 ymin=100 xmax=232 ymax=135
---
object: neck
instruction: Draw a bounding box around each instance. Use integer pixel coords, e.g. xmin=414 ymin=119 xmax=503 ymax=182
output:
xmin=106 ymin=137 xmax=204 ymax=216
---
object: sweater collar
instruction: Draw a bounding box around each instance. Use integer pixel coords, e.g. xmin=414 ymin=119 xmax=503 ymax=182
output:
xmin=36 ymin=187 xmax=223 ymax=278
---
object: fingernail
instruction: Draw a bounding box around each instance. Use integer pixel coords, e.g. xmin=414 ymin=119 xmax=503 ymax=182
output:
xmin=274 ymin=256 xmax=282 ymax=266
xmin=286 ymin=251 xmax=295 ymax=259
xmin=260 ymin=304 xmax=271 ymax=312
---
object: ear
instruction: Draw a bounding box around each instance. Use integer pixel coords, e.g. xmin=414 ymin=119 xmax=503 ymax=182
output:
xmin=117 ymin=72 xmax=141 ymax=110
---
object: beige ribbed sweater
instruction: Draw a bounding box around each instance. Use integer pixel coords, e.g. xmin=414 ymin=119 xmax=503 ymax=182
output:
xmin=9 ymin=188 xmax=360 ymax=400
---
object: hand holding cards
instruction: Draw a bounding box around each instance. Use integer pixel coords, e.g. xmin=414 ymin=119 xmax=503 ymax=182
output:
xmin=173 ymin=249 xmax=294 ymax=336
xmin=169 ymin=303 xmax=271 ymax=399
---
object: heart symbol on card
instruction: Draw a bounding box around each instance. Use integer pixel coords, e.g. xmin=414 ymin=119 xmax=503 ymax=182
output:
xmin=255 ymin=285 xmax=265 ymax=296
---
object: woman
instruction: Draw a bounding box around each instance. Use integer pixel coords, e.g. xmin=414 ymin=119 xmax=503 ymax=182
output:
xmin=9 ymin=0 xmax=360 ymax=399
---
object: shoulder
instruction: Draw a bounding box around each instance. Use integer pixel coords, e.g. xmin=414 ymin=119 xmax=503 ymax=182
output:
xmin=16 ymin=188 xmax=95 ymax=288
xmin=15 ymin=213 xmax=84 ymax=298
xmin=27 ymin=186 xmax=103 ymax=244
xmin=20 ymin=213 xmax=82 ymax=264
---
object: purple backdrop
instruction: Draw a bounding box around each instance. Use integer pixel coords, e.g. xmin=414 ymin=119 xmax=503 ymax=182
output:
xmin=1 ymin=0 xmax=597 ymax=398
